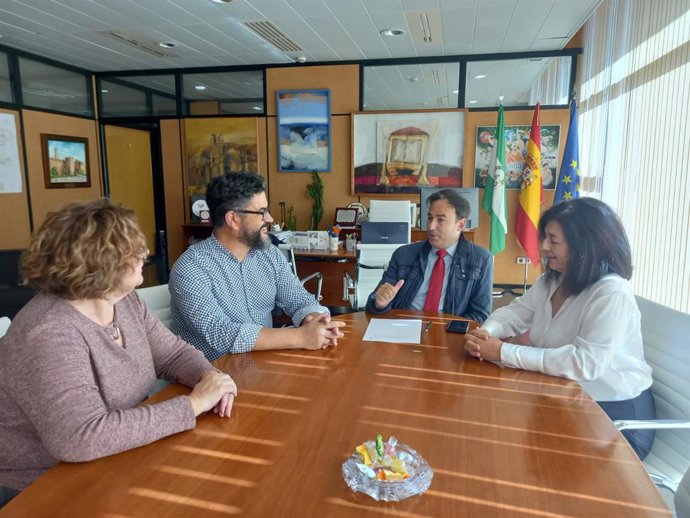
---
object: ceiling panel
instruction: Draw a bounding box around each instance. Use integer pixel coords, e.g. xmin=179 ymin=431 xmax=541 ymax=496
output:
xmin=285 ymin=0 xmax=332 ymax=18
xmin=440 ymin=7 xmax=478 ymax=46
xmin=539 ymin=0 xmax=596 ymax=39
xmin=335 ymin=13 xmax=392 ymax=58
xmin=303 ymin=17 xmax=364 ymax=59
xmin=322 ymin=0 xmax=367 ymax=16
xmin=362 ymin=0 xmax=403 ymax=14
xmin=246 ymin=0 xmax=298 ymax=19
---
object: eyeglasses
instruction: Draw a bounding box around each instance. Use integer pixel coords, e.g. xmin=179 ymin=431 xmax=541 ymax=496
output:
xmin=235 ymin=208 xmax=271 ymax=221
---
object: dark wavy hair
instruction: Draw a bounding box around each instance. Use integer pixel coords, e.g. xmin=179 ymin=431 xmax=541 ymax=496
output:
xmin=206 ymin=172 xmax=266 ymax=228
xmin=539 ymin=197 xmax=632 ymax=296
xmin=426 ymin=189 xmax=470 ymax=220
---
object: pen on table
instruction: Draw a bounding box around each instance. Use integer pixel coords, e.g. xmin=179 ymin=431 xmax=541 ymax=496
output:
xmin=424 ymin=322 xmax=432 ymax=333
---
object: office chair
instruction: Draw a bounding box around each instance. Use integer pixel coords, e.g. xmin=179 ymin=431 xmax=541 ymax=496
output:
xmin=0 ymin=316 xmax=10 ymax=338
xmin=135 ymin=284 xmax=172 ymax=329
xmin=277 ymin=244 xmax=323 ymax=301
xmin=613 ymin=296 xmax=690 ymax=509
xmin=343 ymin=243 xmax=403 ymax=310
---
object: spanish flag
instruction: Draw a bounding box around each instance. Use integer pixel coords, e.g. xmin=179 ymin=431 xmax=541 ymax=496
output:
xmin=515 ymin=103 xmax=542 ymax=265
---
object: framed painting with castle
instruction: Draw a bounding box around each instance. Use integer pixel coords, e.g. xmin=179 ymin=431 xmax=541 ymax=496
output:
xmin=184 ymin=118 xmax=259 ymax=221
xmin=41 ymin=134 xmax=90 ymax=189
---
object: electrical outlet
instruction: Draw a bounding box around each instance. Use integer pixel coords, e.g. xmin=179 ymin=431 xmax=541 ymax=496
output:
xmin=516 ymin=256 xmax=529 ymax=265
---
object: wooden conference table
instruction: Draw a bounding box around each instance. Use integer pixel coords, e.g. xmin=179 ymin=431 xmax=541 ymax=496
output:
xmin=1 ymin=311 xmax=669 ymax=517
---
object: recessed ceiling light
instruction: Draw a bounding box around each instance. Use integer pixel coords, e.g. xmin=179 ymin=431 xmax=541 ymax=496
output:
xmin=474 ymin=74 xmax=487 ymax=79
xmin=101 ymin=89 xmax=109 ymax=93
xmin=469 ymin=100 xmax=478 ymax=104
xmin=252 ymin=106 xmax=262 ymax=111
xmin=452 ymin=89 xmax=459 ymax=94
xmin=158 ymin=42 xmax=177 ymax=48
xmin=380 ymin=28 xmax=405 ymax=37
xmin=195 ymin=85 xmax=206 ymax=91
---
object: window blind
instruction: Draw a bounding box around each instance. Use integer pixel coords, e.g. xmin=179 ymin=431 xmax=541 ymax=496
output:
xmin=578 ymin=0 xmax=690 ymax=313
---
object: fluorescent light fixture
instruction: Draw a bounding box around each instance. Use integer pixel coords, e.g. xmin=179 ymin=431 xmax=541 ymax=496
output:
xmin=380 ymin=28 xmax=405 ymax=37
xmin=452 ymin=89 xmax=459 ymax=94
xmin=407 ymin=76 xmax=419 ymax=83
xmin=158 ymin=42 xmax=177 ymax=48
xmin=474 ymin=74 xmax=487 ymax=79
xmin=420 ymin=13 xmax=432 ymax=43
xmin=252 ymin=106 xmax=262 ymax=111
xmin=195 ymin=85 xmax=206 ymax=91
xmin=101 ymin=89 xmax=109 ymax=93
xmin=469 ymin=100 xmax=478 ymax=104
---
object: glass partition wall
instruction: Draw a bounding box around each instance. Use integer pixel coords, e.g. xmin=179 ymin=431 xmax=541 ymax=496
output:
xmin=362 ymin=50 xmax=578 ymax=111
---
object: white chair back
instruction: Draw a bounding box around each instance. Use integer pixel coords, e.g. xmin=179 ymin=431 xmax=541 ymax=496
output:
xmin=636 ymin=296 xmax=690 ymax=486
xmin=352 ymin=244 xmax=403 ymax=310
xmin=677 ymin=467 xmax=690 ymax=518
xmin=0 ymin=316 xmax=10 ymax=338
xmin=136 ymin=285 xmax=172 ymax=329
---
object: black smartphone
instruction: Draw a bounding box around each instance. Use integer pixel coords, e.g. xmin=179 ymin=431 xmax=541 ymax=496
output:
xmin=447 ymin=320 xmax=470 ymax=334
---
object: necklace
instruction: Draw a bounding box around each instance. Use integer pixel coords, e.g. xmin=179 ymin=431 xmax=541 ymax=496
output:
xmin=106 ymin=314 xmax=121 ymax=341
xmin=109 ymin=322 xmax=121 ymax=340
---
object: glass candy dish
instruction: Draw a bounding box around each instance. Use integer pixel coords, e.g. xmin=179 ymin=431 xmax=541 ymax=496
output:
xmin=342 ymin=436 xmax=433 ymax=501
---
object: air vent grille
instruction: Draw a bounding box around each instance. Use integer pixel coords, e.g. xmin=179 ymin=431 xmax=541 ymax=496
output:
xmin=98 ymin=31 xmax=176 ymax=58
xmin=244 ymin=21 xmax=302 ymax=52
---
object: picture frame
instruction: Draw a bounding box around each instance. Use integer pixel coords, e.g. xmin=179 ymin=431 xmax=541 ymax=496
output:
xmin=276 ymin=89 xmax=331 ymax=172
xmin=474 ymin=124 xmax=561 ymax=190
xmin=41 ymin=134 xmax=90 ymax=189
xmin=184 ymin=117 xmax=259 ymax=223
xmin=351 ymin=110 xmax=465 ymax=195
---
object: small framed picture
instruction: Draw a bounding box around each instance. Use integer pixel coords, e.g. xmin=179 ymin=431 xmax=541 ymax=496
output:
xmin=41 ymin=134 xmax=91 ymax=189
xmin=334 ymin=207 xmax=359 ymax=228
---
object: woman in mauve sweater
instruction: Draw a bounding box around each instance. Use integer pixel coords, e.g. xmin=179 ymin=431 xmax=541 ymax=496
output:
xmin=0 ymin=200 xmax=237 ymax=506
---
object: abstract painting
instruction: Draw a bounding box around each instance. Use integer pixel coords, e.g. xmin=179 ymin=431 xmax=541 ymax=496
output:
xmin=277 ymin=89 xmax=331 ymax=172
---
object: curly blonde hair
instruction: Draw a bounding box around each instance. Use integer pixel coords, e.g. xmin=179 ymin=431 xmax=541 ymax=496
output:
xmin=21 ymin=199 xmax=148 ymax=299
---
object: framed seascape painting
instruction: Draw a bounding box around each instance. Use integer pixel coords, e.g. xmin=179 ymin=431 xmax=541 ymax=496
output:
xmin=352 ymin=110 xmax=465 ymax=195
xmin=41 ymin=134 xmax=90 ymax=189
xmin=276 ymin=89 xmax=331 ymax=172
xmin=474 ymin=124 xmax=561 ymax=190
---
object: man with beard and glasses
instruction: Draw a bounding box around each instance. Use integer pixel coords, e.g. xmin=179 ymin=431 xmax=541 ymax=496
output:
xmin=169 ymin=173 xmax=345 ymax=360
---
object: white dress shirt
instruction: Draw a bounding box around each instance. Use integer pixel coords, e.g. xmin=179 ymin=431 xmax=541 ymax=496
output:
xmin=482 ymin=273 xmax=652 ymax=401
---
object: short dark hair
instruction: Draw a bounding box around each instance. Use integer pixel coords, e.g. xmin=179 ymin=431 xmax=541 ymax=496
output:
xmin=206 ymin=172 xmax=266 ymax=228
xmin=426 ymin=189 xmax=470 ymax=220
xmin=539 ymin=197 xmax=632 ymax=295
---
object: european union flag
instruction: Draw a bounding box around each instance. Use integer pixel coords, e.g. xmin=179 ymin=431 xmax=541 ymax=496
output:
xmin=554 ymin=96 xmax=580 ymax=204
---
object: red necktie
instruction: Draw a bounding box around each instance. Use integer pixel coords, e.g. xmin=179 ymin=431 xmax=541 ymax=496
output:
xmin=423 ymin=249 xmax=448 ymax=312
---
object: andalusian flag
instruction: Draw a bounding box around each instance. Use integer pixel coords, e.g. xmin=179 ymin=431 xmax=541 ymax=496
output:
xmin=514 ymin=102 xmax=542 ymax=265
xmin=554 ymin=95 xmax=580 ymax=203
xmin=481 ymin=102 xmax=507 ymax=255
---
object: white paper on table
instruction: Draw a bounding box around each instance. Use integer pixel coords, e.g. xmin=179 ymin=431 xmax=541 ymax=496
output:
xmin=362 ymin=318 xmax=422 ymax=344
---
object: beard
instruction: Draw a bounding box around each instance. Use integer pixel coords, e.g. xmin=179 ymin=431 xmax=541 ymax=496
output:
xmin=240 ymin=223 xmax=271 ymax=250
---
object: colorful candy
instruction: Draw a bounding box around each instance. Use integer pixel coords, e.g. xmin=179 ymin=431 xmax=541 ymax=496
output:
xmin=354 ymin=435 xmax=410 ymax=482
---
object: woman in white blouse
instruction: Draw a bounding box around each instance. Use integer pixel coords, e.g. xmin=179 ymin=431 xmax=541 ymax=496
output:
xmin=464 ymin=197 xmax=655 ymax=459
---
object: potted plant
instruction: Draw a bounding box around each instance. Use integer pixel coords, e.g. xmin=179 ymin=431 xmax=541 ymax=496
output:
xmin=306 ymin=170 xmax=324 ymax=230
